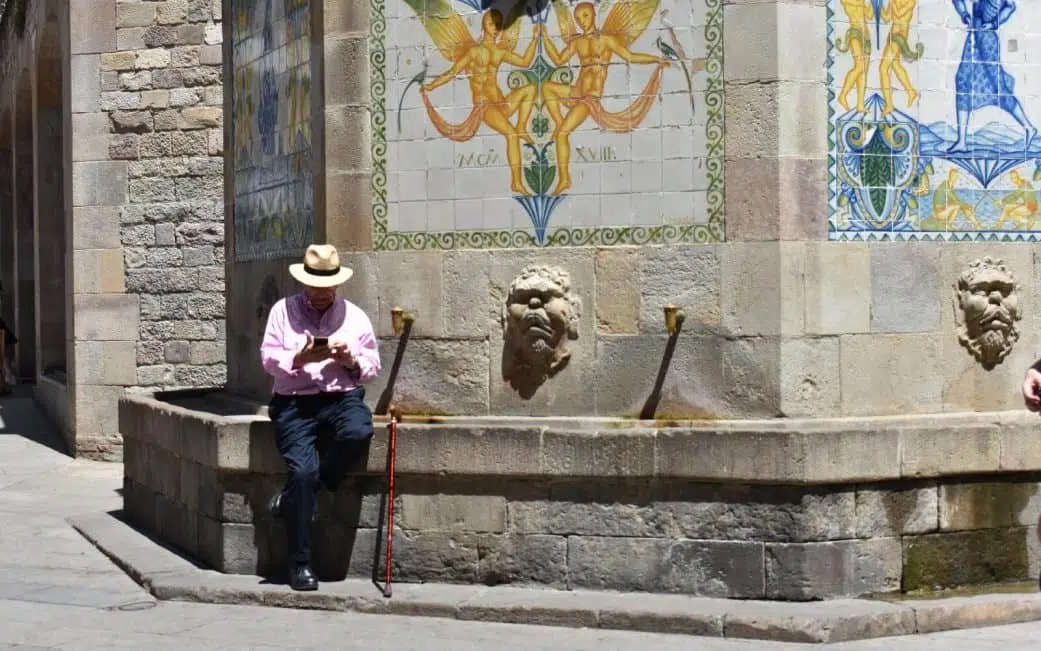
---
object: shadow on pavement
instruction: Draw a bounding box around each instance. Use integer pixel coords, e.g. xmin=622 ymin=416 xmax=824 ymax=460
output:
xmin=0 ymin=385 xmax=70 ymax=457
xmin=101 ymin=508 xmax=211 ymax=572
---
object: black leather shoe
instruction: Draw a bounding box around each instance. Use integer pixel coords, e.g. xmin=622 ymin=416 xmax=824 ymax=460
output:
xmin=289 ymin=564 xmax=318 ymax=591
xmin=267 ymin=492 xmax=316 ymax=523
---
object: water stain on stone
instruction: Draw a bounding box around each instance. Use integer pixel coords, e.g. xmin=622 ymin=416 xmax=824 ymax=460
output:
xmin=880 ymin=485 xmax=922 ymax=533
xmin=901 ymin=480 xmax=1038 ymax=592
xmin=943 ymin=482 xmax=1035 ymax=531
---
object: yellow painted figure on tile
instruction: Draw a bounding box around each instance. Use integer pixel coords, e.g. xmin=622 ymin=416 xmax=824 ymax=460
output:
xmin=932 ymin=169 xmax=980 ymax=229
xmin=412 ymin=3 xmax=539 ymax=195
xmin=541 ymin=0 xmax=669 ymax=195
xmin=879 ymin=0 xmax=923 ymax=115
xmin=835 ymin=0 xmax=873 ymax=113
xmin=913 ymin=173 xmax=930 ymax=198
xmin=994 ymin=170 xmax=1039 ymax=230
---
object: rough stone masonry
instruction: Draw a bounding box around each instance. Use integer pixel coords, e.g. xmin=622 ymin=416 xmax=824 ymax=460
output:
xmin=107 ymin=0 xmax=226 ymax=390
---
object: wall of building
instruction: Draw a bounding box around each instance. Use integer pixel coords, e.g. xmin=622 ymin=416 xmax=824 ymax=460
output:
xmin=74 ymin=0 xmax=226 ymax=456
xmin=225 ymin=0 xmax=774 ymax=418
xmin=775 ymin=0 xmax=1041 ymax=416
xmin=105 ymin=0 xmax=227 ymax=390
xmin=222 ymin=0 xmax=1041 ymax=420
xmin=0 ymin=0 xmax=227 ymax=458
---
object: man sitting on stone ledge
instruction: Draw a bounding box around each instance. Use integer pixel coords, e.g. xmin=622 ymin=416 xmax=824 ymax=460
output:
xmin=259 ymin=244 xmax=381 ymax=591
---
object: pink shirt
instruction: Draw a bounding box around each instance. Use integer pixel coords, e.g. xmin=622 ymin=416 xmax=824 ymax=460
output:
xmin=260 ymin=293 xmax=381 ymax=396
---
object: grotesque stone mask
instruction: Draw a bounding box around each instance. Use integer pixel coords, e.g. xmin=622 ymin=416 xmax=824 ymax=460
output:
xmin=953 ymin=257 xmax=1021 ymax=370
xmin=501 ymin=265 xmax=581 ymax=398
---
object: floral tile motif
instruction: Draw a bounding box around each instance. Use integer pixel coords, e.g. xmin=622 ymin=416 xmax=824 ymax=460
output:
xmin=828 ymin=0 xmax=1041 ymax=241
xmin=370 ymin=0 xmax=724 ymax=249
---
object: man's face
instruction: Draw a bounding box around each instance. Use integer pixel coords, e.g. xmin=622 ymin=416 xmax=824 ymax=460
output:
xmin=506 ymin=278 xmax=571 ymax=357
xmin=304 ymin=285 xmax=337 ymax=312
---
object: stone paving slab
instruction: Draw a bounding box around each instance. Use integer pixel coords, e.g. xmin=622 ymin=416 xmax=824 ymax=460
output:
xmin=68 ymin=510 xmax=1041 ymax=644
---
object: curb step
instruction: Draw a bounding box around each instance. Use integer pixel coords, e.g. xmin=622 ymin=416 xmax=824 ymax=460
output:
xmin=68 ymin=511 xmax=1041 ymax=645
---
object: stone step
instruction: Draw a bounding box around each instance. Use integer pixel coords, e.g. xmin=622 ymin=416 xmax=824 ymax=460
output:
xmin=69 ymin=510 xmax=1041 ymax=645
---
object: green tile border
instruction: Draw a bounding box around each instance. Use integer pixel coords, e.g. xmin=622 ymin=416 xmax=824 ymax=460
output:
xmin=369 ymin=0 xmax=724 ymax=250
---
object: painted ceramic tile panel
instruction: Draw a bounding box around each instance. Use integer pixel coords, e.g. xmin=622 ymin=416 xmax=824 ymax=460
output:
xmin=371 ymin=0 xmax=724 ymax=249
xmin=828 ymin=0 xmax=1041 ymax=241
xmin=231 ymin=0 xmax=315 ymax=262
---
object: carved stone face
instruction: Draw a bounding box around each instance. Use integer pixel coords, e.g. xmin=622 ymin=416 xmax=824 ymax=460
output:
xmin=501 ymin=265 xmax=581 ymax=397
xmin=954 ymin=257 xmax=1021 ymax=370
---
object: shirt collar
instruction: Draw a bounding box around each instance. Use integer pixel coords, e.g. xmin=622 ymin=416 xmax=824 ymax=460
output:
xmin=294 ymin=292 xmax=342 ymax=322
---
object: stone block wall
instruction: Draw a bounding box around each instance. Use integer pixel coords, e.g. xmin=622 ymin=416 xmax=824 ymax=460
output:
xmin=106 ymin=0 xmax=227 ymax=390
xmin=0 ymin=0 xmax=228 ymax=457
xmin=778 ymin=243 xmax=1041 ymax=417
xmin=228 ymin=245 xmax=787 ymax=419
xmin=228 ymin=242 xmax=1041 ymax=419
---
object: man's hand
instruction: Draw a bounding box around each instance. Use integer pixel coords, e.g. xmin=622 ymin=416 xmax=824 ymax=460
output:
xmin=1023 ymin=367 xmax=1041 ymax=411
xmin=329 ymin=341 xmax=358 ymax=370
xmin=292 ymin=334 xmax=331 ymax=369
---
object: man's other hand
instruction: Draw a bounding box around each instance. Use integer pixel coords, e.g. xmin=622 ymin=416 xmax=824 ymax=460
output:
xmin=329 ymin=341 xmax=357 ymax=369
xmin=292 ymin=334 xmax=331 ymax=368
xmin=1023 ymin=368 xmax=1041 ymax=411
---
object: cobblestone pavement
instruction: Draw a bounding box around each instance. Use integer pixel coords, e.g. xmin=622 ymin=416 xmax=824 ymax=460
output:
xmin=4 ymin=391 xmax=1041 ymax=650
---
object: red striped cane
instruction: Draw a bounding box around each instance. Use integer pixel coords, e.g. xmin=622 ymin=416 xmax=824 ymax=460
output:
xmin=383 ymin=406 xmax=400 ymax=598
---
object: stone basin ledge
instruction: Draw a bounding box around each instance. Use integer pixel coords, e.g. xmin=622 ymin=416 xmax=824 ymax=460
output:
xmin=118 ymin=388 xmax=1041 ymax=602
xmin=118 ymin=389 xmax=1041 ymax=483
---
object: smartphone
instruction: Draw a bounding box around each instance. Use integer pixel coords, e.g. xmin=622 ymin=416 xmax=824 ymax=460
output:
xmin=313 ymin=336 xmax=329 ymax=348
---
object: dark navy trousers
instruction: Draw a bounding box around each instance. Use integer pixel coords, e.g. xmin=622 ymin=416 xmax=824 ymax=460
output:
xmin=269 ymin=387 xmax=374 ymax=564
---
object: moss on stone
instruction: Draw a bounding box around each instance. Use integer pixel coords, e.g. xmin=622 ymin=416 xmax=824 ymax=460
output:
xmin=902 ymin=527 xmax=1031 ymax=591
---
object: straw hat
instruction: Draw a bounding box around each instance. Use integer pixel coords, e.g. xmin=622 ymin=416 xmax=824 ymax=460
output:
xmin=289 ymin=244 xmax=354 ymax=288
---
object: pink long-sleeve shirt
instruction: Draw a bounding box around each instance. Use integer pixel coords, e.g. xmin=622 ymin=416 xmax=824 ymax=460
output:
xmin=260 ymin=293 xmax=381 ymax=395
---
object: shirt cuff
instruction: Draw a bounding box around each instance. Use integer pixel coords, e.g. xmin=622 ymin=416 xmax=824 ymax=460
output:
xmin=354 ymin=356 xmax=374 ymax=381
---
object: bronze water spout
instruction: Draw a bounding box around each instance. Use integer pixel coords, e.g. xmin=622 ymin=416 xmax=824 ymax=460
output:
xmin=391 ymin=306 xmax=414 ymax=336
xmin=663 ymin=304 xmax=686 ymax=335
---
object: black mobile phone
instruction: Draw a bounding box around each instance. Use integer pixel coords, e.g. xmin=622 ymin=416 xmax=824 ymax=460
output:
xmin=313 ymin=337 xmax=329 ymax=348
